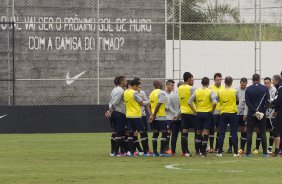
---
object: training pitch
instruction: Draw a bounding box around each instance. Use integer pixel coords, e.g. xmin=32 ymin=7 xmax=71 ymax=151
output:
xmin=0 ymin=133 xmax=281 ymax=184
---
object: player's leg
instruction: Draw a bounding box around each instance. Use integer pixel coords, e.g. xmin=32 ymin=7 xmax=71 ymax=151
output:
xmin=126 ymin=118 xmax=135 ymax=156
xmin=229 ymin=114 xmax=239 ymax=156
xmin=257 ymin=118 xmax=268 ymax=156
xmin=124 ymin=131 xmax=129 ymax=154
xmin=195 ymin=113 xmax=203 ymax=156
xmin=171 ymin=120 xmax=181 ymax=155
xmin=267 ymin=118 xmax=274 ymax=153
xmin=238 ymin=115 xmax=247 ymax=154
xmin=253 ymin=128 xmax=261 ymax=154
xmin=109 ymin=116 xmax=116 ymax=156
xmin=133 ymin=131 xmax=143 ymax=154
xmin=273 ymin=116 xmax=281 ymax=156
xmin=181 ymin=114 xmax=189 ymax=156
xmin=209 ymin=119 xmax=215 ymax=153
xmin=160 ymin=121 xmax=169 ymax=156
xmin=112 ymin=112 xmax=125 ymax=156
xmin=142 ymin=116 xmax=150 ymax=152
xmin=136 ymin=118 xmax=149 ymax=156
xmin=215 ymin=115 xmax=220 ymax=152
xmin=201 ymin=113 xmax=211 ymax=157
xmin=228 ymin=130 xmax=233 ymax=153
xmin=152 ymin=120 xmax=160 ymax=156
xmin=165 ymin=120 xmax=172 ymax=153
xmin=217 ymin=114 xmax=228 ymax=157
xmin=246 ymin=116 xmax=256 ymax=156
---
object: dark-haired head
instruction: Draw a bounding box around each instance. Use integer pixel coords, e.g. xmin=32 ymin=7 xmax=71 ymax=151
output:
xmin=272 ymin=75 xmax=281 ymax=87
xmin=116 ymin=76 xmax=126 ymax=87
xmin=153 ymin=80 xmax=162 ymax=89
xmin=130 ymin=79 xmax=141 ymax=90
xmin=240 ymin=77 xmax=248 ymax=89
xmin=183 ymin=72 xmax=193 ymax=82
xmin=133 ymin=77 xmax=141 ymax=82
xmin=214 ymin=73 xmax=222 ymax=86
xmin=166 ymin=79 xmax=175 ymax=92
xmin=201 ymin=77 xmax=210 ymax=86
xmin=214 ymin=73 xmax=222 ymax=80
xmin=252 ymin=74 xmax=260 ymax=83
xmin=240 ymin=77 xmax=248 ymax=84
xmin=224 ymin=76 xmax=233 ymax=86
xmin=166 ymin=79 xmax=175 ymax=86
xmin=126 ymin=80 xmax=132 ymax=89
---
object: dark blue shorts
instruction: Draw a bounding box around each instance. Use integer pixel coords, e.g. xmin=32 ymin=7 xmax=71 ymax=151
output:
xmin=111 ymin=111 xmax=126 ymax=133
xmin=196 ymin=112 xmax=213 ymax=130
xmin=181 ymin=114 xmax=196 ymax=130
xmin=210 ymin=114 xmax=220 ymax=129
xmin=152 ymin=120 xmax=169 ymax=131
xmin=237 ymin=115 xmax=246 ymax=127
xmin=126 ymin=118 xmax=145 ymax=132
xmin=142 ymin=116 xmax=148 ymax=132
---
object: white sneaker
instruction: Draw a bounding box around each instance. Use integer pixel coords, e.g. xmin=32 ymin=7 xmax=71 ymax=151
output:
xmin=110 ymin=153 xmax=115 ymax=157
xmin=183 ymin=153 xmax=191 ymax=157
xmin=233 ymin=154 xmax=240 ymax=157
xmin=216 ymin=153 xmax=223 ymax=157
xmin=206 ymin=145 xmax=210 ymax=152
xmin=126 ymin=151 xmax=131 ymax=156
xmin=139 ymin=152 xmax=144 ymax=156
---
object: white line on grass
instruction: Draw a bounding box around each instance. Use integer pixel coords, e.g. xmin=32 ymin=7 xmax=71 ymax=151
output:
xmin=164 ymin=164 xmax=181 ymax=170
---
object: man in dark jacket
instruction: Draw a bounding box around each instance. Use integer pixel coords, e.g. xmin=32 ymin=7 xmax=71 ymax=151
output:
xmin=271 ymin=75 xmax=282 ymax=156
xmin=245 ymin=74 xmax=270 ymax=157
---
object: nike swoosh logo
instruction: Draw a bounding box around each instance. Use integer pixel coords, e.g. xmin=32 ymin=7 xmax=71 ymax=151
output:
xmin=0 ymin=114 xmax=7 ymax=119
xmin=66 ymin=71 xmax=87 ymax=85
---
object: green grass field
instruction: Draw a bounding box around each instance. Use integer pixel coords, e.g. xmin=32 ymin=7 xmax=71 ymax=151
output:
xmin=0 ymin=133 xmax=282 ymax=184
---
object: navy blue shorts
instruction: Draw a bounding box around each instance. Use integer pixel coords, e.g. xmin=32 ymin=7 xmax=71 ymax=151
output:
xmin=210 ymin=114 xmax=220 ymax=130
xmin=237 ymin=115 xmax=246 ymax=127
xmin=152 ymin=120 xmax=169 ymax=131
xmin=142 ymin=116 xmax=148 ymax=132
xmin=126 ymin=118 xmax=145 ymax=132
xmin=181 ymin=114 xmax=196 ymax=130
xmin=196 ymin=112 xmax=213 ymax=130
xmin=111 ymin=111 xmax=126 ymax=133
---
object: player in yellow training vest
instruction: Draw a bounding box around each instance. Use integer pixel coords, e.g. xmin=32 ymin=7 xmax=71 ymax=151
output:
xmin=124 ymin=79 xmax=150 ymax=156
xmin=189 ymin=77 xmax=217 ymax=156
xmin=177 ymin=72 xmax=196 ymax=157
xmin=216 ymin=76 xmax=239 ymax=158
xmin=148 ymin=80 xmax=168 ymax=156
xmin=209 ymin=73 xmax=224 ymax=153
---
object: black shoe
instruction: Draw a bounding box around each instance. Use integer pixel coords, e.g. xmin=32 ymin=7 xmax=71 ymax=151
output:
xmin=227 ymin=148 xmax=233 ymax=154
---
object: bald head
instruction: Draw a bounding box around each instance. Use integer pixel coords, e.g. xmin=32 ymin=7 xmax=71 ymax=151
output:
xmin=153 ymin=80 xmax=162 ymax=89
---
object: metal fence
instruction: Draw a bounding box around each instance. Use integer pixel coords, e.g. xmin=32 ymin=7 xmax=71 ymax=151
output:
xmin=0 ymin=0 xmax=282 ymax=106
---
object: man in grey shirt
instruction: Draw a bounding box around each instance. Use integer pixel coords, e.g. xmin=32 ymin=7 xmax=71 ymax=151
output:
xmin=170 ymin=81 xmax=184 ymax=155
xmin=236 ymin=77 xmax=248 ymax=154
xmin=164 ymin=79 xmax=177 ymax=154
xmin=105 ymin=76 xmax=127 ymax=156
xmin=264 ymin=77 xmax=277 ymax=153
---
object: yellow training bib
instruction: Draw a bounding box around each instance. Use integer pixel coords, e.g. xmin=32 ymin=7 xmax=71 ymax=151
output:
xmin=218 ymin=87 xmax=238 ymax=114
xmin=178 ymin=84 xmax=195 ymax=114
xmin=149 ymin=89 xmax=166 ymax=117
xmin=124 ymin=89 xmax=142 ymax=118
xmin=195 ymin=88 xmax=213 ymax=112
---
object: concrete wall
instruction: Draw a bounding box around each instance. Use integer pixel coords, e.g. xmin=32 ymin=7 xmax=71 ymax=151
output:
xmin=0 ymin=0 xmax=166 ymax=105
